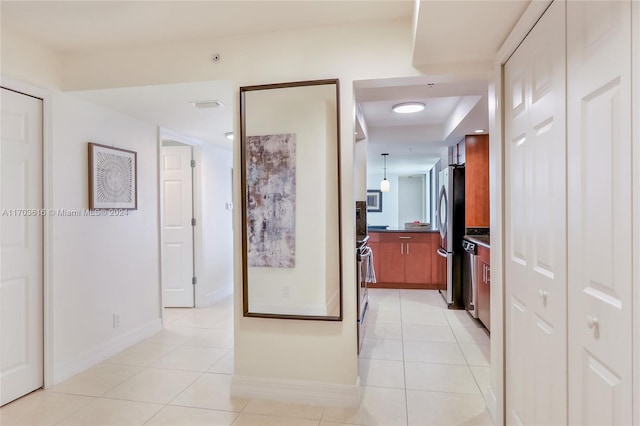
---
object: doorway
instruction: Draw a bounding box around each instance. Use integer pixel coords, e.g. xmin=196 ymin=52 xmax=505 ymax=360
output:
xmin=159 ymin=130 xmax=235 ymax=310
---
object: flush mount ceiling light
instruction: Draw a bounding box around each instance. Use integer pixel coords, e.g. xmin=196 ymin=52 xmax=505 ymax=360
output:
xmin=392 ymin=102 xmax=425 ymax=114
xmin=380 ymin=153 xmax=390 ymax=193
xmin=474 ymin=129 xmax=486 ymax=133
xmin=189 ymin=100 xmax=224 ymax=109
xmin=225 ymin=132 xmax=234 ymax=140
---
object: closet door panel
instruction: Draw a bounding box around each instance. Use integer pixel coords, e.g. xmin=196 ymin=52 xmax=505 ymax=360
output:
xmin=504 ymin=1 xmax=566 ymax=424
xmin=567 ymin=1 xmax=633 ymax=424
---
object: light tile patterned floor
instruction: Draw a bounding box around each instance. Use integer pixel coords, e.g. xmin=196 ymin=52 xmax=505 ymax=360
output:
xmin=0 ymin=289 xmax=493 ymax=426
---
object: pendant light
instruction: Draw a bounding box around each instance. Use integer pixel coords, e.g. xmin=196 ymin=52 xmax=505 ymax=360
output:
xmin=380 ymin=153 xmax=390 ymax=192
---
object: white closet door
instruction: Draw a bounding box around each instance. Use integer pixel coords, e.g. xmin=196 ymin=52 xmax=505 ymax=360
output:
xmin=504 ymin=1 xmax=567 ymax=424
xmin=1 ymin=88 xmax=44 ymax=405
xmin=161 ymin=145 xmax=194 ymax=308
xmin=567 ymin=1 xmax=633 ymax=424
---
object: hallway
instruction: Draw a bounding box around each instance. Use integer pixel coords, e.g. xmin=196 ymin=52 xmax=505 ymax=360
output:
xmin=0 ymin=289 xmax=491 ymax=425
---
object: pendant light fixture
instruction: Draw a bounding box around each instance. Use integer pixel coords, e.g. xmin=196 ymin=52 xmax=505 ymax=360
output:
xmin=380 ymin=153 xmax=390 ymax=192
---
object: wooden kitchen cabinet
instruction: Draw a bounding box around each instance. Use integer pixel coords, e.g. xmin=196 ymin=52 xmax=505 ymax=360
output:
xmin=465 ymin=134 xmax=489 ymax=228
xmin=377 ymin=241 xmax=405 ymax=283
xmin=477 ymin=244 xmax=490 ymax=330
xmin=368 ymin=231 xmax=439 ymax=288
xmin=404 ymin=241 xmax=431 ymax=284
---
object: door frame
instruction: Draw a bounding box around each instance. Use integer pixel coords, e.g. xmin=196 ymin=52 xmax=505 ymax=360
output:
xmin=1 ymin=76 xmax=54 ymax=388
xmin=157 ymin=128 xmax=204 ymax=314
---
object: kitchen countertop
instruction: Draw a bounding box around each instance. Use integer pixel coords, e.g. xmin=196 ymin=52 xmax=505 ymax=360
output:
xmin=368 ymin=226 xmax=439 ymax=233
xmin=464 ymin=234 xmax=490 ymax=248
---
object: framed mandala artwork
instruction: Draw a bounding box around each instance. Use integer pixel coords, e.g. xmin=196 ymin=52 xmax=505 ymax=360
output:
xmin=88 ymin=143 xmax=137 ymax=210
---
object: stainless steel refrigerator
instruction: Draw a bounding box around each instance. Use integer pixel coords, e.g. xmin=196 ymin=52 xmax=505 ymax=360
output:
xmin=436 ymin=165 xmax=465 ymax=309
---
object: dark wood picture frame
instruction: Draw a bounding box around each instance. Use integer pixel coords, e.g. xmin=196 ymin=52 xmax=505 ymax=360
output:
xmin=88 ymin=142 xmax=138 ymax=210
xmin=367 ymin=189 xmax=382 ymax=212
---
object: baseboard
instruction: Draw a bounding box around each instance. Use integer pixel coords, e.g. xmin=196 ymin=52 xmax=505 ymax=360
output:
xmin=231 ymin=375 xmax=361 ymax=408
xmin=249 ymin=303 xmax=329 ymax=316
xmin=367 ymin=282 xmax=442 ymax=290
xmin=52 ymin=318 xmax=162 ymax=385
xmin=485 ymin=385 xmax=498 ymax=425
xmin=198 ymin=284 xmax=233 ymax=307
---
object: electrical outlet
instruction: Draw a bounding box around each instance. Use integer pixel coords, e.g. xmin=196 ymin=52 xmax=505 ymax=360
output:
xmin=281 ymin=287 xmax=289 ymax=298
xmin=113 ymin=313 xmax=120 ymax=328
xmin=226 ymin=202 xmax=233 ymax=210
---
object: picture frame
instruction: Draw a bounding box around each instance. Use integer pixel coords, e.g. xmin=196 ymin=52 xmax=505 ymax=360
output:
xmin=367 ymin=189 xmax=382 ymax=212
xmin=88 ymin=142 xmax=137 ymax=210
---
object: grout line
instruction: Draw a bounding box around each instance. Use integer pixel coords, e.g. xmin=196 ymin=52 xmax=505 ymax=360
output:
xmin=397 ymin=290 xmax=410 ymax=426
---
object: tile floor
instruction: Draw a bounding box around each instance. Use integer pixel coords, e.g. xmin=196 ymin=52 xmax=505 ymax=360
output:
xmin=0 ymin=289 xmax=492 ymax=426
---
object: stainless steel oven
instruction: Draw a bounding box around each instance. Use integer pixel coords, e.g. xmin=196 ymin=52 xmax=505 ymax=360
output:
xmin=356 ymin=238 xmax=371 ymax=353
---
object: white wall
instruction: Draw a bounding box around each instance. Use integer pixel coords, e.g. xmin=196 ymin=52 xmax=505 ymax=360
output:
xmin=440 ymin=146 xmax=450 ymax=168
xmin=225 ymin=20 xmax=420 ymax=391
xmin=58 ymin=20 xmax=419 ymax=92
xmin=3 ymin=17 xmax=425 ymax=398
xmin=398 ymin=175 xmax=425 ymax=225
xmin=353 ymin=138 xmax=369 ymax=203
xmin=51 ymin=93 xmax=161 ymax=382
xmin=196 ymin=144 xmax=234 ymax=307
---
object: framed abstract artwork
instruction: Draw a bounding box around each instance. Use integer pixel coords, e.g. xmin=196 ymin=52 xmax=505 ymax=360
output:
xmin=245 ymin=133 xmax=297 ymax=268
xmin=88 ymin=143 xmax=137 ymax=210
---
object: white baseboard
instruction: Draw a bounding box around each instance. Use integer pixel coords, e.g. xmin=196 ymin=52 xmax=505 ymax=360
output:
xmin=231 ymin=375 xmax=361 ymax=408
xmin=198 ymin=284 xmax=233 ymax=307
xmin=249 ymin=303 xmax=329 ymax=316
xmin=485 ymin=385 xmax=498 ymax=425
xmin=52 ymin=318 xmax=162 ymax=385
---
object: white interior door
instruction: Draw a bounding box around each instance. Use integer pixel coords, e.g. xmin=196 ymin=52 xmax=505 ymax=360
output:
xmin=567 ymin=1 xmax=633 ymax=424
xmin=504 ymin=1 xmax=567 ymax=424
xmin=161 ymin=145 xmax=194 ymax=308
xmin=0 ymin=88 xmax=44 ymax=406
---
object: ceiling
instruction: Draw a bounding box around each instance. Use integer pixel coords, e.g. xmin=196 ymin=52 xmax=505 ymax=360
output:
xmin=1 ymin=1 xmax=529 ymax=158
xmin=71 ymin=81 xmax=235 ymax=149
xmin=413 ymin=0 xmax=530 ymax=69
xmin=0 ymin=1 xmax=414 ymax=53
xmin=356 ymin=77 xmax=489 ymax=176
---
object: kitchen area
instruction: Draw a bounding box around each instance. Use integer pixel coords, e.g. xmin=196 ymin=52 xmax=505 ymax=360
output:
xmin=354 ymin=77 xmax=492 ymax=402
xmin=364 ymin=134 xmax=491 ymax=331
